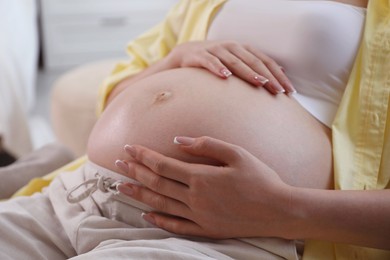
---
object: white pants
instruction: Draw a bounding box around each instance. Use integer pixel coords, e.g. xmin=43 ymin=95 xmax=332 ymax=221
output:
xmin=0 ymin=162 xmax=299 ymax=259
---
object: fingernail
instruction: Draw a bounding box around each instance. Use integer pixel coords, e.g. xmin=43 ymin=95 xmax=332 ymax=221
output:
xmin=115 ymin=159 xmax=129 ymax=173
xmin=254 ymin=75 xmax=269 ymax=86
xmin=124 ymin=145 xmax=136 ymax=157
xmin=287 ymin=83 xmax=297 ymax=94
xmin=141 ymin=212 xmax=156 ymax=225
xmin=288 ymin=90 xmax=298 ymax=96
xmin=118 ymin=184 xmax=133 ymax=196
xmin=280 ymin=66 xmax=286 ymax=73
xmin=174 ymin=136 xmax=195 ymax=145
xmin=220 ymin=68 xmax=232 ymax=78
xmin=274 ymin=84 xmax=286 ymax=94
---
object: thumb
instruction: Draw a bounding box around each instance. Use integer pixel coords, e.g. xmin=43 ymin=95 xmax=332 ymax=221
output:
xmin=174 ymin=136 xmax=244 ymax=165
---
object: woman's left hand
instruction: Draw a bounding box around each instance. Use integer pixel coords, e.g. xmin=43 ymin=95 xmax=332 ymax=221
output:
xmin=116 ymin=136 xmax=295 ymax=239
xmin=166 ymin=41 xmax=296 ymax=95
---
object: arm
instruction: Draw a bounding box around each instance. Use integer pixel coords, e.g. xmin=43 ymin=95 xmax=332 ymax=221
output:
xmin=291 ymin=186 xmax=390 ymax=249
xmin=116 ymin=136 xmax=390 ymax=250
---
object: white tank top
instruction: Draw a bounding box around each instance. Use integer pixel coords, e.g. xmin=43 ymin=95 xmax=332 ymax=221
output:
xmin=207 ymin=0 xmax=366 ymax=127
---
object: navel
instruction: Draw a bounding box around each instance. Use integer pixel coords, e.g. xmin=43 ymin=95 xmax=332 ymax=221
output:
xmin=153 ymin=90 xmax=173 ymax=104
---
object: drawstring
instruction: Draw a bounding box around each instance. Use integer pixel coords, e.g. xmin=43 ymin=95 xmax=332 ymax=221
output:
xmin=67 ymin=173 xmax=123 ymax=204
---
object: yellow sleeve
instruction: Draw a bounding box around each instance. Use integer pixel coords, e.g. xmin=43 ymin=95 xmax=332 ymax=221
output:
xmin=97 ymin=0 xmax=192 ymax=114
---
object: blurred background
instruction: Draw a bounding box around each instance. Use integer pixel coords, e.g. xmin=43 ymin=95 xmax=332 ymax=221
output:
xmin=0 ymin=0 xmax=176 ymax=162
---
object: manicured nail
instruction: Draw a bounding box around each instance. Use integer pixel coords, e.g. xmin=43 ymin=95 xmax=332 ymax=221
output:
xmin=174 ymin=136 xmax=195 ymax=145
xmin=274 ymin=83 xmax=286 ymax=94
xmin=287 ymin=83 xmax=297 ymax=94
xmin=118 ymin=184 xmax=133 ymax=196
xmin=141 ymin=212 xmax=156 ymax=225
xmin=124 ymin=145 xmax=136 ymax=157
xmin=288 ymin=89 xmax=298 ymax=95
xmin=220 ymin=68 xmax=232 ymax=78
xmin=115 ymin=159 xmax=129 ymax=173
xmin=254 ymin=75 xmax=269 ymax=86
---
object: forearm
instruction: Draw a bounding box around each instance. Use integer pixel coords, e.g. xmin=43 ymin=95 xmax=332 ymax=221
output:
xmin=289 ymin=188 xmax=390 ymax=249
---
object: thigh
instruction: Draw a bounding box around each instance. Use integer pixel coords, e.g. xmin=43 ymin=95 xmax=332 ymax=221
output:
xmin=0 ymin=194 xmax=75 ymax=259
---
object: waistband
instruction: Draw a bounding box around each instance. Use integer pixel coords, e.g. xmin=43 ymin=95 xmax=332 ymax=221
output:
xmin=67 ymin=160 xmax=154 ymax=214
xmin=85 ymin=160 xmax=139 ymax=184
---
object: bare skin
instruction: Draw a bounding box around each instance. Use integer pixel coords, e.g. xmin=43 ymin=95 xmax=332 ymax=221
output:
xmin=88 ymin=68 xmax=333 ymax=189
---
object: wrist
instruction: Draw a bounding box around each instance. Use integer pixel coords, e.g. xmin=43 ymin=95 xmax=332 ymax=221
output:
xmin=252 ymin=184 xmax=306 ymax=240
xmin=274 ymin=185 xmax=310 ymax=240
xmin=164 ymin=48 xmax=184 ymax=69
xmin=286 ymin=187 xmax=334 ymax=241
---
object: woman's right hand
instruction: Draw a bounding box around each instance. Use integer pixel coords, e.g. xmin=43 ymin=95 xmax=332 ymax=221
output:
xmin=166 ymin=41 xmax=296 ymax=94
xmin=116 ymin=136 xmax=295 ymax=239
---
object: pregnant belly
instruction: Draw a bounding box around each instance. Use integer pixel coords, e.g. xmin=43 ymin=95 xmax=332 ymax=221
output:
xmin=87 ymin=68 xmax=333 ymax=189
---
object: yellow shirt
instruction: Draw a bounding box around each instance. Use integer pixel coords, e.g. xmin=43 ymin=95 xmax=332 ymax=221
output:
xmin=16 ymin=0 xmax=390 ymax=258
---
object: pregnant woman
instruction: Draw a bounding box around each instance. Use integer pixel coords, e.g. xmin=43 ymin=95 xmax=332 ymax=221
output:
xmin=1 ymin=0 xmax=389 ymax=259
xmin=87 ymin=0 xmax=387 ymax=254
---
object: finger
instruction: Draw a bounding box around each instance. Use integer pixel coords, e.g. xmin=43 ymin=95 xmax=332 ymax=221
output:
xmin=228 ymin=45 xmax=285 ymax=94
xmin=123 ymin=144 xmax=196 ymax=185
xmin=173 ymin=136 xmax=246 ymax=165
xmin=181 ymin=48 xmax=232 ymax=79
xmin=267 ymin=62 xmax=296 ymax=94
xmin=118 ymin=161 xmax=190 ymax=202
xmin=200 ymin=51 xmax=233 ymax=79
xmin=246 ymin=46 xmax=296 ymax=94
xmin=142 ymin=212 xmax=205 ymax=237
xmin=118 ymin=183 xmax=190 ymax=218
xmin=209 ymin=47 xmax=268 ymax=88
